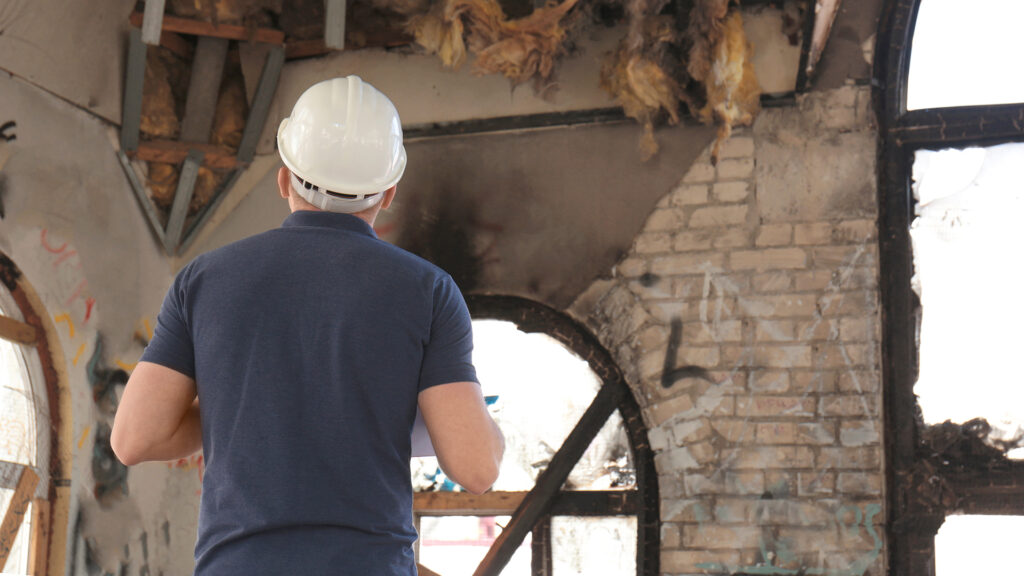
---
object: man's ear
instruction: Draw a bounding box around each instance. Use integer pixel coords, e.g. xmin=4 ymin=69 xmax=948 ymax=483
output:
xmin=381 ymin=185 xmax=397 ymax=210
xmin=277 ymin=166 xmax=291 ymax=199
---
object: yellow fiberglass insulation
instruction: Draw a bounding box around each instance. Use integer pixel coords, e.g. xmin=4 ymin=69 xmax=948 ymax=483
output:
xmin=697 ymin=9 xmax=760 ymax=164
xmin=408 ymin=0 xmax=579 ymax=86
xmin=600 ymin=0 xmax=693 ymax=160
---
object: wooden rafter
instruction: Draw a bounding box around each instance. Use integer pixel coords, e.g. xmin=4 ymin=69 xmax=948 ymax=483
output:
xmin=127 ymin=140 xmax=240 ymax=170
xmin=129 ymin=11 xmax=285 ymax=44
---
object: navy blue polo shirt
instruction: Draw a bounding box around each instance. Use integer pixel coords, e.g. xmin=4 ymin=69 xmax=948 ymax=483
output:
xmin=141 ymin=210 xmax=478 ymax=575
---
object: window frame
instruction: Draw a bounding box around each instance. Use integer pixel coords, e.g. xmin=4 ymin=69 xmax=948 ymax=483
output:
xmin=0 ymin=253 xmax=66 ymax=576
xmin=875 ymin=1 xmax=1024 ymax=574
xmin=412 ymin=295 xmax=659 ymax=576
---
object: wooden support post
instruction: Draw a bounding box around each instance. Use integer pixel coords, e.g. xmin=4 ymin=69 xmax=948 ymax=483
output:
xmin=117 ymin=151 xmax=167 ymax=247
xmin=0 ymin=315 xmax=36 ymax=345
xmin=180 ymin=37 xmax=229 ymax=144
xmin=163 ymin=149 xmax=204 ymax=253
xmin=121 ymin=28 xmax=147 ymax=153
xmin=473 ymin=380 xmax=627 ymax=576
xmin=325 ymin=0 xmax=347 ymax=51
xmin=236 ymin=45 xmax=284 ymax=164
xmin=141 ymin=0 xmax=167 ymax=46
xmin=0 ymin=466 xmax=39 ymax=569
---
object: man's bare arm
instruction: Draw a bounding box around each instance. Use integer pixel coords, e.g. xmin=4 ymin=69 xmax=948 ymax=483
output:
xmin=419 ymin=382 xmax=504 ymax=494
xmin=111 ymin=361 xmax=201 ymax=466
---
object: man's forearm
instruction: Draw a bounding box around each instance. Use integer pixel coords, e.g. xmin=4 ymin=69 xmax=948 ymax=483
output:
xmin=143 ymin=400 xmax=202 ymax=462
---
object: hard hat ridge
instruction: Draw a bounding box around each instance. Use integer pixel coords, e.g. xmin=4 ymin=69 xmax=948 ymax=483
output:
xmin=277 ymin=75 xmax=406 ymax=214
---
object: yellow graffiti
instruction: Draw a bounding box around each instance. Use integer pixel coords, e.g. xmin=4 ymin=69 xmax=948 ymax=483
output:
xmin=77 ymin=426 xmax=91 ymax=449
xmin=116 ymin=359 xmax=138 ymax=372
xmin=54 ymin=313 xmax=75 ymax=339
xmin=72 ymin=342 xmax=86 ymax=366
xmin=144 ymin=318 xmax=154 ymax=340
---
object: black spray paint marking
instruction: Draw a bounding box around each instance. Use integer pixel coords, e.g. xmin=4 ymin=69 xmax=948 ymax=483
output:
xmin=0 ymin=120 xmax=15 ymax=142
xmin=661 ymin=317 xmax=715 ymax=388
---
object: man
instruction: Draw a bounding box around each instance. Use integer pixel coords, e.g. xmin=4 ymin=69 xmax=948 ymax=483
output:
xmin=111 ymin=76 xmax=505 ymax=575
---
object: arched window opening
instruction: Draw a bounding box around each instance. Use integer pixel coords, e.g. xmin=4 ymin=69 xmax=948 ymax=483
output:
xmin=878 ymin=0 xmax=1024 ymax=574
xmin=0 ymin=257 xmax=57 ymax=576
xmin=906 ymin=0 xmax=1024 ymax=110
xmin=411 ymin=296 xmax=657 ymax=576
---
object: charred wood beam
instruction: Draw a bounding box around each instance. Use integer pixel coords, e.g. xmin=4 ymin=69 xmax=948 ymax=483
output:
xmin=414 ymin=490 xmax=639 ymax=516
xmin=405 ymin=92 xmax=794 ymax=141
xmin=794 ymin=0 xmax=817 ymax=91
xmin=473 ymin=380 xmax=628 ymax=576
xmin=532 ymin=517 xmax=552 ymax=576
xmin=891 ymin=105 xmax=1024 ymax=147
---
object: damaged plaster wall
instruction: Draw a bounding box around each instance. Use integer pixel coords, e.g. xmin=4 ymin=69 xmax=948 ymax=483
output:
xmin=0 ymin=72 xmax=200 ymax=576
xmin=568 ymin=85 xmax=882 ymax=574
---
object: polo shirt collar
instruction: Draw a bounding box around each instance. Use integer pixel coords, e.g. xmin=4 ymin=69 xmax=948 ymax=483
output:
xmin=282 ymin=210 xmax=378 ymax=239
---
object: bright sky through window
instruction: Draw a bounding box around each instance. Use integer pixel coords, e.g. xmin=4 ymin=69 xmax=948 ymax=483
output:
xmin=910 ymin=142 xmax=1024 ymax=456
xmin=907 ymin=0 xmax=1024 ymax=110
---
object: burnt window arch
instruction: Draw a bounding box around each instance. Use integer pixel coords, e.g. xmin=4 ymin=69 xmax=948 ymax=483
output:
xmin=0 ymin=252 xmax=67 ymax=575
xmin=875 ymin=1 xmax=1024 ymax=575
xmin=411 ymin=295 xmax=659 ymax=576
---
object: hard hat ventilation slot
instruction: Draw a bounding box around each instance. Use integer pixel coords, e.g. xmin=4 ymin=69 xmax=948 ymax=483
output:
xmin=295 ymin=174 xmax=378 ymax=201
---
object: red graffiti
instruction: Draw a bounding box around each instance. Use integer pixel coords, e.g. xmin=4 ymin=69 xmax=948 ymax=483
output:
xmin=84 ymin=297 xmax=96 ymax=323
xmin=40 ymin=229 xmax=67 ymax=253
xmin=64 ymin=279 xmax=87 ymax=307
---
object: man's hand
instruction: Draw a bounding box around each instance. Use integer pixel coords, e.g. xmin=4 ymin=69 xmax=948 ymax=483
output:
xmin=111 ymin=362 xmax=201 ymax=465
xmin=419 ymin=382 xmax=504 ymax=494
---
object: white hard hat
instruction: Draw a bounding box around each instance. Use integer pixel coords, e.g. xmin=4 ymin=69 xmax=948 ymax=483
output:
xmin=277 ymin=76 xmax=407 ymax=214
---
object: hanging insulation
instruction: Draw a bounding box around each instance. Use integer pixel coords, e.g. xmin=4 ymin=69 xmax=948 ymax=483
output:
xmin=686 ymin=0 xmax=760 ymax=163
xmin=408 ymin=0 xmax=580 ymax=86
xmin=599 ymin=0 xmax=688 ymax=159
xmin=695 ymin=9 xmax=760 ymax=163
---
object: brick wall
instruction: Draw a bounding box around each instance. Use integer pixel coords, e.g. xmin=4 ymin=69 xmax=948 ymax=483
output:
xmin=569 ymin=86 xmax=884 ymax=575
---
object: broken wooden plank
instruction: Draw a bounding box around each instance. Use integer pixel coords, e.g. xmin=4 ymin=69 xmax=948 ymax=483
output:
xmin=129 ymin=12 xmax=285 ymax=44
xmin=0 ymin=314 xmax=37 ymax=345
xmin=164 ymin=149 xmax=204 ymax=253
xmin=129 ymin=140 xmax=239 ymax=170
xmin=413 ymin=490 xmax=638 ymax=517
xmin=141 ymin=0 xmax=167 ymax=45
xmin=473 ymin=380 xmax=627 ymax=576
xmin=324 ymin=0 xmax=347 ymax=50
xmin=180 ymin=36 xmax=229 ymax=144
xmin=236 ymin=45 xmax=284 ymax=163
xmin=121 ymin=28 xmax=147 ymax=153
xmin=0 ymin=466 xmax=39 ymax=569
xmin=415 ymin=491 xmax=525 ymax=516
